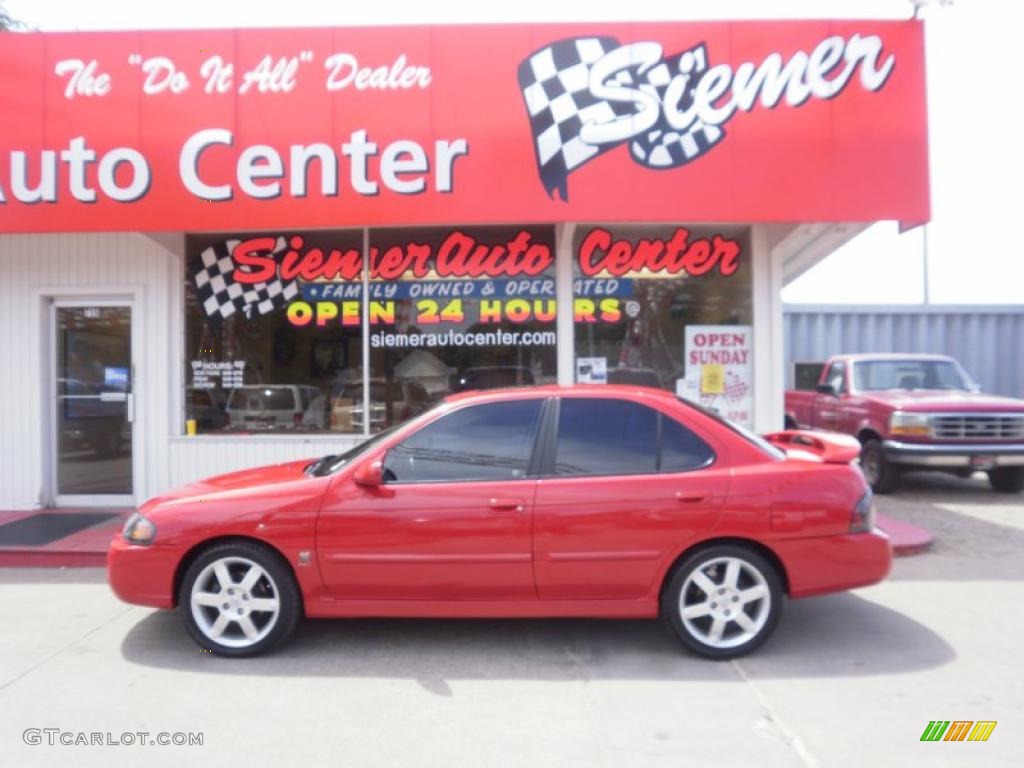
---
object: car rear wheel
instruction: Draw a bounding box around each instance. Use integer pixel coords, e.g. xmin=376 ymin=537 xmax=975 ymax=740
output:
xmin=179 ymin=541 xmax=301 ymax=657
xmin=662 ymin=545 xmax=783 ymax=659
xmin=860 ymin=438 xmax=899 ymax=494
xmin=988 ymin=467 xmax=1024 ymax=494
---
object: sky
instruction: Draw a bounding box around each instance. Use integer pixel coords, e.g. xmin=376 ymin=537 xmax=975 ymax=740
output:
xmin=4 ymin=0 xmax=1021 ymax=305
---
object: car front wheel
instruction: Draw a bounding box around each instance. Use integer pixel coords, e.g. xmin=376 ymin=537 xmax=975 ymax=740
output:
xmin=988 ymin=467 xmax=1024 ymax=494
xmin=178 ymin=541 xmax=301 ymax=657
xmin=662 ymin=545 xmax=783 ymax=659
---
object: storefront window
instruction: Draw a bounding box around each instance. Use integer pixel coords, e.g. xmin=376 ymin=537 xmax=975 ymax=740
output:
xmin=184 ymin=230 xmax=365 ymax=433
xmin=366 ymin=226 xmax=558 ymax=431
xmin=572 ymin=224 xmax=754 ymax=427
xmin=183 ymin=222 xmax=752 ymax=436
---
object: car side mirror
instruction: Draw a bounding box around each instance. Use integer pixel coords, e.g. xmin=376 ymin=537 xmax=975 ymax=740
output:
xmin=353 ymin=459 xmax=384 ymax=487
xmin=815 ymin=383 xmax=837 ymax=397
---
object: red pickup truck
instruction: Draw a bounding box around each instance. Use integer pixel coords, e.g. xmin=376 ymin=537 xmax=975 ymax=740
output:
xmin=785 ymin=354 xmax=1024 ymax=494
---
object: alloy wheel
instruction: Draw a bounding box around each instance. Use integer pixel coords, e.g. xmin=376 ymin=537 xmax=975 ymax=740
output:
xmin=189 ymin=556 xmax=281 ymax=649
xmin=678 ymin=555 xmax=771 ymax=650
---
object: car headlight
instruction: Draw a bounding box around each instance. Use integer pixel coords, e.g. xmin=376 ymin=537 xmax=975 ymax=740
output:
xmin=890 ymin=411 xmax=930 ymax=436
xmin=122 ymin=512 xmax=157 ymax=545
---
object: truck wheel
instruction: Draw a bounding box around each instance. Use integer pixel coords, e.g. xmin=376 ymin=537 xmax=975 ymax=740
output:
xmin=988 ymin=467 xmax=1024 ymax=494
xmin=860 ymin=439 xmax=899 ymax=494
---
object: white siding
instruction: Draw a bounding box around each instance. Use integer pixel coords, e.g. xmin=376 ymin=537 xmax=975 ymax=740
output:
xmin=166 ymin=435 xmax=363 ymax=492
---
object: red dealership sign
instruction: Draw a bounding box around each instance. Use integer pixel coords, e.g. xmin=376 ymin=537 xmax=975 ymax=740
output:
xmin=0 ymin=22 xmax=928 ymax=233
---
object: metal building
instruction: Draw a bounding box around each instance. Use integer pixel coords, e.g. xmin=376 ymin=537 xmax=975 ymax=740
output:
xmin=784 ymin=305 xmax=1024 ymax=398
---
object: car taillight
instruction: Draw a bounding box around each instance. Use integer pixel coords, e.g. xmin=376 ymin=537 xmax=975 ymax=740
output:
xmin=850 ymin=491 xmax=875 ymax=533
xmin=293 ymin=413 xmax=303 ymax=426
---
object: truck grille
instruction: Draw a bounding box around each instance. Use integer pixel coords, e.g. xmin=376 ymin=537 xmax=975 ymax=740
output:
xmin=931 ymin=414 xmax=1024 ymax=440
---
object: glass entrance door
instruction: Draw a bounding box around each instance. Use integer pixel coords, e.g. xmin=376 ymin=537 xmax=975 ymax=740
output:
xmin=53 ymin=303 xmax=134 ymax=502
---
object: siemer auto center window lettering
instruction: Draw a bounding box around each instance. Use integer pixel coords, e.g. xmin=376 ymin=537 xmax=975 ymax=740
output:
xmin=365 ymin=226 xmax=557 ymax=431
xmin=184 ymin=226 xmax=561 ymax=435
xmin=185 ymin=230 xmax=366 ymax=434
xmin=184 ymin=222 xmax=754 ymax=435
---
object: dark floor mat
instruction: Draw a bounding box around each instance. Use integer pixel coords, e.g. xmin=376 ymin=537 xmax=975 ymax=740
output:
xmin=0 ymin=512 xmax=118 ymax=547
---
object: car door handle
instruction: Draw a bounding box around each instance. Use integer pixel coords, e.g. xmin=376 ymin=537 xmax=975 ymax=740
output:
xmin=675 ymin=492 xmax=707 ymax=504
xmin=488 ymin=498 xmax=526 ymax=512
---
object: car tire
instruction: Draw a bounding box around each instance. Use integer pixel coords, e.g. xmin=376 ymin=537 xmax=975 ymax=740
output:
xmin=988 ymin=467 xmax=1024 ymax=494
xmin=178 ymin=540 xmax=302 ymax=657
xmin=661 ymin=544 xmax=784 ymax=660
xmin=860 ymin=438 xmax=899 ymax=494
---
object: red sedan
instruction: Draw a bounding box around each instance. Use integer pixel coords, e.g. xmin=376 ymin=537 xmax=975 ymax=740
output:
xmin=108 ymin=385 xmax=891 ymax=658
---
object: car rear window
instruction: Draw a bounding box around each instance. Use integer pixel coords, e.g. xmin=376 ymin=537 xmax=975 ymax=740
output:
xmin=228 ymin=387 xmax=297 ymax=411
xmin=679 ymin=397 xmax=784 ymax=460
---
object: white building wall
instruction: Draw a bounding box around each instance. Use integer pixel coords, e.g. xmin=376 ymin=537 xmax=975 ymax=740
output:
xmin=0 ymin=232 xmax=174 ymax=508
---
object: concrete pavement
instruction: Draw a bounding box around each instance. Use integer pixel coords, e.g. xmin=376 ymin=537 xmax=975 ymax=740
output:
xmin=0 ymin=473 xmax=1020 ymax=767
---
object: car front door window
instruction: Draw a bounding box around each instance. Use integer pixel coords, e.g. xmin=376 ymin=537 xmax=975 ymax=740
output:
xmin=383 ymin=399 xmax=543 ymax=483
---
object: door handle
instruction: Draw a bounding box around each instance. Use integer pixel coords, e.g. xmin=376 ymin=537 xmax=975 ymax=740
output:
xmin=675 ymin=492 xmax=707 ymax=504
xmin=488 ymin=498 xmax=526 ymax=512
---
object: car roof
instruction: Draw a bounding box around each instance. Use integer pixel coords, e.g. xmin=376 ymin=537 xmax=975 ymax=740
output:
xmin=442 ymin=384 xmax=682 ymax=405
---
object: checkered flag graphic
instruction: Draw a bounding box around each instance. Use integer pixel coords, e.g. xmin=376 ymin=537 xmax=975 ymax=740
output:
xmin=518 ymin=37 xmax=729 ymax=199
xmin=518 ymin=37 xmax=627 ymax=201
xmin=723 ymin=371 xmax=750 ymax=404
xmin=190 ymin=237 xmax=299 ymax=320
xmin=625 ymin=45 xmax=726 ymax=169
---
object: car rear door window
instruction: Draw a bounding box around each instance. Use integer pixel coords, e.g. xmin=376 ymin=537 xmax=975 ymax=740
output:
xmin=554 ymin=399 xmax=658 ymax=476
xmin=384 ymin=399 xmax=543 ymax=483
xmin=553 ymin=399 xmax=715 ymax=476
xmin=661 ymin=416 xmax=715 ymax=472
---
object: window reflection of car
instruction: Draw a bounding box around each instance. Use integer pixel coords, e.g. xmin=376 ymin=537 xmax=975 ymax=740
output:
xmin=226 ymin=385 xmax=327 ymax=431
xmin=330 ymin=380 xmax=433 ymax=432
xmin=186 ymin=387 xmax=228 ymax=430
xmin=451 ymin=366 xmax=535 ymax=392
xmin=58 ymin=377 xmax=128 ymax=457
xmin=607 ymin=367 xmax=663 ymax=388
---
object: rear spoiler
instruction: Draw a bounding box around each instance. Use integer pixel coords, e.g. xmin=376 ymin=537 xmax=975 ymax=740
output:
xmin=763 ymin=430 xmax=861 ymax=464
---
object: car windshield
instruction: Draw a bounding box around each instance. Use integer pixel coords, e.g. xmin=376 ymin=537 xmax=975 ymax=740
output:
xmin=341 ymin=383 xmax=402 ymax=401
xmin=228 ymin=387 xmax=296 ymax=410
xmin=852 ymin=360 xmax=970 ymax=391
xmin=677 ymin=397 xmax=785 ymax=461
xmin=304 ymin=425 xmax=402 ymax=477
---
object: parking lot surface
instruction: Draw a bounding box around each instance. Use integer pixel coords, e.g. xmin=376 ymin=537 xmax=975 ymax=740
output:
xmin=0 ymin=472 xmax=1021 ymax=767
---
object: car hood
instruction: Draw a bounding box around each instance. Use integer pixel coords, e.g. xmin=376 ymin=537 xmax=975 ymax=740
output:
xmin=859 ymin=390 xmax=1024 ymax=412
xmin=141 ymin=458 xmax=317 ymax=510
